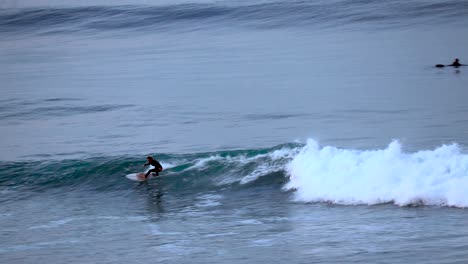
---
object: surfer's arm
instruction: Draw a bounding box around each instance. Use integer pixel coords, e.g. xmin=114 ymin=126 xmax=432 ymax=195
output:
xmin=143 ymin=163 xmax=150 ymax=166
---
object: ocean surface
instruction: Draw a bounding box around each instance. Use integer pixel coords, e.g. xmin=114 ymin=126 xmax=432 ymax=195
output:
xmin=1 ymin=0 xmax=468 ymax=263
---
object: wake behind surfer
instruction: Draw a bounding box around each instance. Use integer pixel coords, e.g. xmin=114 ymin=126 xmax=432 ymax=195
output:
xmin=143 ymin=156 xmax=163 ymax=179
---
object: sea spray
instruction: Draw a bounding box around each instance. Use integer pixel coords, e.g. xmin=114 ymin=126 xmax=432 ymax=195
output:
xmin=284 ymin=139 xmax=468 ymax=207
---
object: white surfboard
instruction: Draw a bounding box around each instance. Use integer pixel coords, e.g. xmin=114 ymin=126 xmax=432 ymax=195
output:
xmin=125 ymin=172 xmax=148 ymax=181
xmin=126 ymin=165 xmax=165 ymax=181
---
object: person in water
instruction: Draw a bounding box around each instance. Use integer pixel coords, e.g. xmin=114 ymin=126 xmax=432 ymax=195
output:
xmin=143 ymin=156 xmax=163 ymax=179
xmin=449 ymin=58 xmax=462 ymax=67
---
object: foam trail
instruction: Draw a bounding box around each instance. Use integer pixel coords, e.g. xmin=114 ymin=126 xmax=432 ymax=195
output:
xmin=284 ymin=139 xmax=468 ymax=207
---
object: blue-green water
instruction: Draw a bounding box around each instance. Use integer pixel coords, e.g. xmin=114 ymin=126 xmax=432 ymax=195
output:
xmin=1 ymin=0 xmax=468 ymax=263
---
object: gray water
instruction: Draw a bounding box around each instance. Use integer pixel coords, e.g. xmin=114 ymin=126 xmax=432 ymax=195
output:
xmin=1 ymin=0 xmax=468 ymax=263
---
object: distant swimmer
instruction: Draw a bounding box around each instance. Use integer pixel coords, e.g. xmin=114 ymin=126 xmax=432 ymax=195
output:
xmin=449 ymin=58 xmax=462 ymax=67
xmin=436 ymin=58 xmax=465 ymax=68
xmin=143 ymin=156 xmax=163 ymax=179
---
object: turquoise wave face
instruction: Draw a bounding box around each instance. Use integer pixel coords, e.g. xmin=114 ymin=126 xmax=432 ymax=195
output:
xmin=0 ymin=143 xmax=300 ymax=193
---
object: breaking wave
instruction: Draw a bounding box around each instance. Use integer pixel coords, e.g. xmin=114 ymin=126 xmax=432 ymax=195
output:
xmin=285 ymin=139 xmax=468 ymax=208
xmin=2 ymin=140 xmax=468 ymax=207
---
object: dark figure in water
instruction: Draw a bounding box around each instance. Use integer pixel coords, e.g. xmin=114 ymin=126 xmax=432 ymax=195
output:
xmin=450 ymin=58 xmax=462 ymax=67
xmin=144 ymin=156 xmax=163 ymax=178
xmin=436 ymin=58 xmax=464 ymax=68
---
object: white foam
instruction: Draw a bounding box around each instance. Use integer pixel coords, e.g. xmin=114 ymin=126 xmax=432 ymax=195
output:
xmin=209 ymin=147 xmax=298 ymax=184
xmin=160 ymin=162 xmax=176 ymax=170
xmin=284 ymin=139 xmax=468 ymax=207
xmin=240 ymin=162 xmax=283 ymax=184
xmin=238 ymin=147 xmax=299 ymax=184
xmin=181 ymin=147 xmax=298 ymax=185
xmin=184 ymin=155 xmax=224 ymax=171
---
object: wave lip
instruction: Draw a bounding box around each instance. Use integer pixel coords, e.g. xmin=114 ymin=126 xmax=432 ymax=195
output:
xmin=284 ymin=139 xmax=468 ymax=208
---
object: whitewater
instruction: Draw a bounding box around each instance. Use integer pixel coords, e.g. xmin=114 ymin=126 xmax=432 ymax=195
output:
xmin=286 ymin=140 xmax=468 ymax=207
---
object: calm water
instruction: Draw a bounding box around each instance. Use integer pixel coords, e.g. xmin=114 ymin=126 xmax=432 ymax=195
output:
xmin=1 ymin=0 xmax=468 ymax=263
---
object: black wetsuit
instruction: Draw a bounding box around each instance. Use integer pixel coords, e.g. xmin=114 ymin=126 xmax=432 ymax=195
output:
xmin=145 ymin=160 xmax=163 ymax=177
xmin=450 ymin=60 xmax=462 ymax=67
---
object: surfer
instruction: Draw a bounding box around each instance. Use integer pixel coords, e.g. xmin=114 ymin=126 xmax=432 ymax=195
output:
xmin=143 ymin=156 xmax=163 ymax=179
xmin=435 ymin=58 xmax=464 ymax=68
xmin=449 ymin=58 xmax=462 ymax=67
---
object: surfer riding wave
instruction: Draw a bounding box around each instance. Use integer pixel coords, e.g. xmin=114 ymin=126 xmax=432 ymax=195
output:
xmin=143 ymin=156 xmax=163 ymax=179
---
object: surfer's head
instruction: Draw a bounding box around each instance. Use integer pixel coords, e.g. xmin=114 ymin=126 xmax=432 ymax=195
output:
xmin=147 ymin=156 xmax=154 ymax=161
xmin=455 ymin=58 xmax=459 ymax=63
